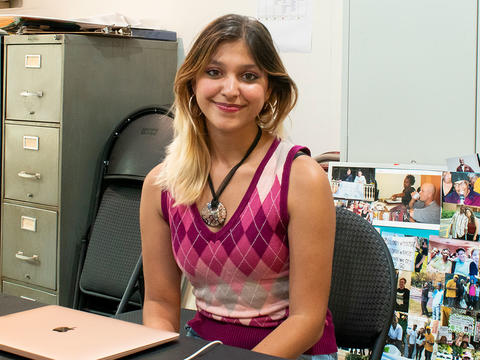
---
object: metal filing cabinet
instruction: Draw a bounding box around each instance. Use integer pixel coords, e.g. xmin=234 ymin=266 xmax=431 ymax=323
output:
xmin=0 ymin=34 xmax=177 ymax=306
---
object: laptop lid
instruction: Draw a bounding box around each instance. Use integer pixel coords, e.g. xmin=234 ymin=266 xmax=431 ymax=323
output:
xmin=0 ymin=305 xmax=179 ymax=360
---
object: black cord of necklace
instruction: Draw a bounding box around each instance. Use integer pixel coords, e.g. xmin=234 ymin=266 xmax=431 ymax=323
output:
xmin=207 ymin=126 xmax=262 ymax=210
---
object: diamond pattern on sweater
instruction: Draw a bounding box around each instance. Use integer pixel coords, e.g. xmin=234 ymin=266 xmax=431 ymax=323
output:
xmin=166 ymin=140 xmax=296 ymax=327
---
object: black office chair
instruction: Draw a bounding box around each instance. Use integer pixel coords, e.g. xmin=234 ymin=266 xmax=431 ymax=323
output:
xmin=329 ymin=207 xmax=396 ymax=360
xmin=73 ymin=106 xmax=174 ymax=316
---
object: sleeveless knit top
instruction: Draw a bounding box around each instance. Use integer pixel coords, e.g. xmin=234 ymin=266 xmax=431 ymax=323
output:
xmin=161 ymin=138 xmax=337 ymax=355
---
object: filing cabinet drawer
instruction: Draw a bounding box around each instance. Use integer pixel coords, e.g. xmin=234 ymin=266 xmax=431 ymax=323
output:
xmin=2 ymin=281 xmax=57 ymax=304
xmin=2 ymin=203 xmax=57 ymax=289
xmin=4 ymin=124 xmax=59 ymax=206
xmin=6 ymin=44 xmax=62 ymax=122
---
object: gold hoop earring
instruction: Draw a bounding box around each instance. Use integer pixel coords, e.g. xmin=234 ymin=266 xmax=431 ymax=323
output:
xmin=188 ymin=94 xmax=195 ymax=113
xmin=265 ymin=102 xmax=274 ymax=115
xmin=188 ymin=94 xmax=203 ymax=118
xmin=257 ymin=101 xmax=275 ymax=123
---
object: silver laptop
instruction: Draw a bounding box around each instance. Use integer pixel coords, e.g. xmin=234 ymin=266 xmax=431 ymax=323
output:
xmin=0 ymin=305 xmax=179 ymax=360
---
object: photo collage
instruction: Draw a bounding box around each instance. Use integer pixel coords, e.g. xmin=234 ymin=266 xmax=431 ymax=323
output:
xmin=329 ymin=156 xmax=480 ymax=360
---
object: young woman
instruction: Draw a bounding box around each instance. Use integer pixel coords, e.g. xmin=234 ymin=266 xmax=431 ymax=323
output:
xmin=391 ymin=174 xmax=415 ymax=201
xmin=465 ymin=208 xmax=479 ymax=241
xmin=442 ymin=171 xmax=454 ymax=201
xmin=140 ymin=14 xmax=336 ymax=360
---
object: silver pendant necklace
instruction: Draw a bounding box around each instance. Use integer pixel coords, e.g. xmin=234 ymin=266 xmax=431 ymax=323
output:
xmin=201 ymin=126 xmax=262 ymax=227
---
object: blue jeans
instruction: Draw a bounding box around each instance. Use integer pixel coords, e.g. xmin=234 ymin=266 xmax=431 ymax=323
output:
xmin=432 ymin=305 xmax=441 ymax=320
xmin=185 ymin=325 xmax=338 ymax=360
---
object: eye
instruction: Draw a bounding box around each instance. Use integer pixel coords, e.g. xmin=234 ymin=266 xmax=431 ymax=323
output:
xmin=241 ymin=72 xmax=259 ymax=81
xmin=206 ymin=69 xmax=221 ymax=78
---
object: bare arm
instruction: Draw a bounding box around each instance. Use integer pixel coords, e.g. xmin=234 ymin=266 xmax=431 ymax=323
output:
xmin=416 ymin=255 xmax=426 ymax=270
xmin=140 ymin=165 xmax=182 ymax=332
xmin=474 ymin=217 xmax=479 ymax=240
xmin=391 ymin=191 xmax=405 ymax=200
xmin=252 ymin=157 xmax=335 ymax=359
xmin=408 ymin=193 xmax=418 ymax=210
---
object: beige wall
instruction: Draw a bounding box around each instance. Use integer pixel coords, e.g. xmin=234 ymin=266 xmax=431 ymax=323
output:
xmin=376 ymin=173 xmax=406 ymax=200
xmin=3 ymin=0 xmax=343 ymax=156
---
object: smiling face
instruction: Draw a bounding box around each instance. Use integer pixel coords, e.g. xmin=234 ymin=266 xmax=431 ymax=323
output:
xmin=444 ymin=171 xmax=452 ymax=183
xmin=472 ymin=250 xmax=479 ymax=263
xmin=193 ymin=39 xmax=269 ymax=134
xmin=454 ymin=180 xmax=469 ymax=196
xmin=442 ymin=249 xmax=450 ymax=259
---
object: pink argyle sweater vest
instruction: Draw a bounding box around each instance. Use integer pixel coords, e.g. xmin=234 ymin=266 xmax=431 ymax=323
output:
xmin=161 ymin=138 xmax=337 ymax=355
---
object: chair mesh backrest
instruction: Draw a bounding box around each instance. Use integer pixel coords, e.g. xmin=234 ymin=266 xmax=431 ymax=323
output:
xmin=79 ymin=183 xmax=142 ymax=301
xmin=328 ymin=207 xmax=396 ymax=350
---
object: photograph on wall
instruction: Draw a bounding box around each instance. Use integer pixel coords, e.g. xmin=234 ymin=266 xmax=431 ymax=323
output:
xmin=404 ymin=314 xmax=432 ymax=359
xmin=380 ymin=228 xmax=439 ymax=275
xmin=383 ymin=235 xmax=417 ymax=272
xmin=374 ymin=169 xmax=442 ymax=227
xmin=396 ymin=271 xmax=413 ymax=314
xmin=329 ymin=165 xmax=376 ymax=201
xmin=443 ymin=172 xmax=480 ymax=207
xmin=333 ymin=199 xmax=374 ymax=223
xmin=428 ymin=236 xmax=479 ymax=281
xmin=408 ymin=272 xmax=444 ymax=321
xmin=443 ymin=272 xmax=477 ymax=311
xmin=440 ymin=203 xmax=480 ymax=241
xmin=435 ymin=324 xmax=452 ymax=358
xmin=446 ymin=154 xmax=480 ymax=173
xmin=438 ymin=308 xmax=479 ymax=360
xmin=385 ymin=311 xmax=410 ymax=357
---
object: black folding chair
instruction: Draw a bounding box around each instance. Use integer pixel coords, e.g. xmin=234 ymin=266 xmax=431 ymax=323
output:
xmin=73 ymin=106 xmax=173 ymax=316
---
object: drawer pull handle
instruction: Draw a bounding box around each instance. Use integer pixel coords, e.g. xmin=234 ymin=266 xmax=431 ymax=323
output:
xmin=18 ymin=171 xmax=41 ymax=180
xmin=16 ymin=251 xmax=39 ymax=262
xmin=20 ymin=90 xmax=43 ymax=98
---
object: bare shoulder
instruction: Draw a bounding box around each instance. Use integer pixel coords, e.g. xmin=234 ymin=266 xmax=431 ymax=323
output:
xmin=142 ymin=163 xmax=165 ymax=216
xmin=289 ymin=155 xmax=329 ymax=191
xmin=144 ymin=162 xmax=165 ymax=189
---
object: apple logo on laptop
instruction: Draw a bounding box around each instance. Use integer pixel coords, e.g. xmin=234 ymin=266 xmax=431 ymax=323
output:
xmin=52 ymin=326 xmax=75 ymax=332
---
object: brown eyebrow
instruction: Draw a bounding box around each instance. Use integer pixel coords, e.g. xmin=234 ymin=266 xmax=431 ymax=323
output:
xmin=208 ymin=59 xmax=260 ymax=71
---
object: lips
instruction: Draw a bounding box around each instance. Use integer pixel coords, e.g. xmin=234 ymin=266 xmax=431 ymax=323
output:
xmin=214 ymin=102 xmax=243 ymax=112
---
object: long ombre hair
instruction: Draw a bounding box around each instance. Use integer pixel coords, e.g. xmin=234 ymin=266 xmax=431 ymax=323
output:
xmin=156 ymin=14 xmax=298 ymax=205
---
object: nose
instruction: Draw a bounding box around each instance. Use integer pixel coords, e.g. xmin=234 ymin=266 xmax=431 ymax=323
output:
xmin=221 ymin=75 xmax=240 ymax=98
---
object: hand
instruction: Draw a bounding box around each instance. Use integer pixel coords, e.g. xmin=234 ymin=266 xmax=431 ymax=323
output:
xmin=391 ymin=195 xmax=397 ymax=200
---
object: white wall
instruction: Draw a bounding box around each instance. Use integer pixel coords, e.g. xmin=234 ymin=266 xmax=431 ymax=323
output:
xmin=2 ymin=0 xmax=342 ymax=156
